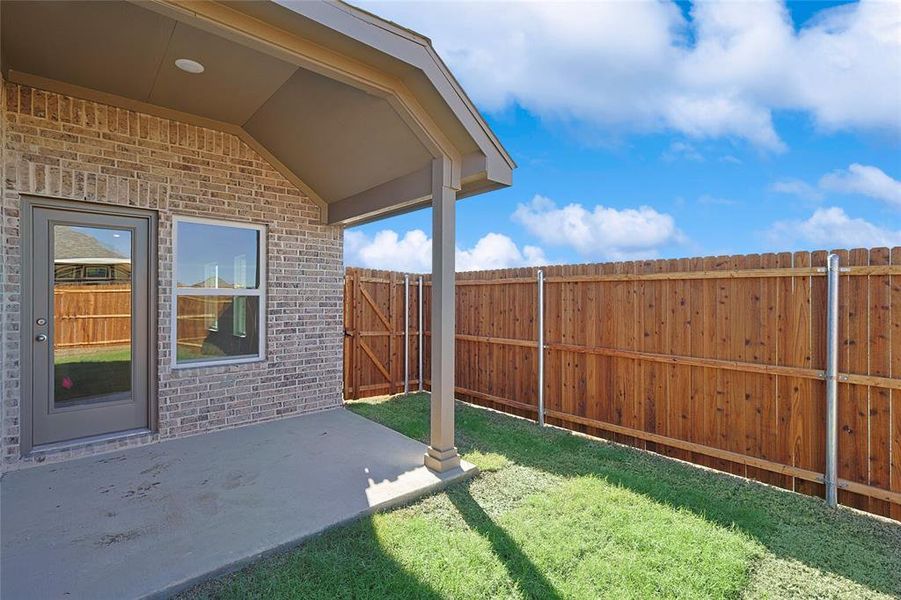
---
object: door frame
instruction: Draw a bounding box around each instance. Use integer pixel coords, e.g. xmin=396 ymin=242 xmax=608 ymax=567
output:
xmin=20 ymin=195 xmax=158 ymax=455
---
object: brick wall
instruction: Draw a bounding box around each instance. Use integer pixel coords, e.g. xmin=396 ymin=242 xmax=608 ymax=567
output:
xmin=1 ymin=80 xmax=345 ymax=469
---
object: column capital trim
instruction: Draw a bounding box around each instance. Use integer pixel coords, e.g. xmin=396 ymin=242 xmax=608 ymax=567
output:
xmin=432 ymin=155 xmax=462 ymax=191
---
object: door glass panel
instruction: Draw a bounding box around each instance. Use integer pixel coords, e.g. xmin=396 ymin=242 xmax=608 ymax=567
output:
xmin=52 ymin=225 xmax=132 ymax=407
xmin=176 ymin=296 xmax=260 ymax=363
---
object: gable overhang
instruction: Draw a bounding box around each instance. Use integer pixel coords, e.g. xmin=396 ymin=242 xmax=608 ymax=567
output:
xmin=0 ymin=0 xmax=515 ymax=226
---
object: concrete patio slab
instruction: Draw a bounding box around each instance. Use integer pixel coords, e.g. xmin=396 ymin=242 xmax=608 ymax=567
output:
xmin=0 ymin=408 xmax=476 ymax=599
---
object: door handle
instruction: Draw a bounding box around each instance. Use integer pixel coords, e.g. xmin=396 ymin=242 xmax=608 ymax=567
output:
xmin=35 ymin=334 xmax=48 ymax=342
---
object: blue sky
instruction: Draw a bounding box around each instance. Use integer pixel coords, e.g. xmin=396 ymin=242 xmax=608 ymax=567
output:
xmin=345 ymin=0 xmax=901 ymax=271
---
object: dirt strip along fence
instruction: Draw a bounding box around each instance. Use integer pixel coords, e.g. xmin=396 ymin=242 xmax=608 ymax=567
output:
xmin=344 ymin=247 xmax=901 ymax=521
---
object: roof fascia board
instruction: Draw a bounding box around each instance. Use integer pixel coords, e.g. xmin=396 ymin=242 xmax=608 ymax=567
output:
xmin=324 ymin=1 xmax=515 ymax=170
xmin=331 ymin=149 xmax=501 ymax=225
xmin=333 ymin=174 xmax=505 ymax=227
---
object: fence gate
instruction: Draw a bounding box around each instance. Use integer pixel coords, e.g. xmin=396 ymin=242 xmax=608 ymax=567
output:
xmin=344 ymin=269 xmax=420 ymax=399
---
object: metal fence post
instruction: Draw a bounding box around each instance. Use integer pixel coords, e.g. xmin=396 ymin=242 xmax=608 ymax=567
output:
xmin=537 ymin=269 xmax=545 ymax=426
xmin=825 ymin=253 xmax=840 ymax=508
xmin=418 ymin=275 xmax=424 ymax=392
xmin=404 ymin=274 xmax=410 ymax=394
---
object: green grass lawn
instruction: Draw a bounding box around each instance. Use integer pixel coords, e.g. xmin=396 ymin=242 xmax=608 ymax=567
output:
xmin=182 ymin=393 xmax=901 ymax=599
xmin=54 ymin=345 xmax=131 ymax=402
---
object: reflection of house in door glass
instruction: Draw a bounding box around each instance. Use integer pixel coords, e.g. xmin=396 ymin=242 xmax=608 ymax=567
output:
xmin=52 ymin=226 xmax=133 ymax=405
xmin=54 ymin=226 xmax=131 ymax=284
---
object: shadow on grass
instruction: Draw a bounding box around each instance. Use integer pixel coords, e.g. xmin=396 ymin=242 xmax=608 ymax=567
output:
xmin=447 ymin=486 xmax=563 ymax=600
xmin=185 ymin=515 xmax=446 ymax=600
xmin=351 ymin=394 xmax=901 ymax=598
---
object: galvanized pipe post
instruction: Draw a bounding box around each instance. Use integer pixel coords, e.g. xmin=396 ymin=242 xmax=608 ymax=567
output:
xmin=418 ymin=275 xmax=424 ymax=392
xmin=404 ymin=274 xmax=410 ymax=394
xmin=825 ymin=253 xmax=840 ymax=508
xmin=537 ymin=269 xmax=545 ymax=426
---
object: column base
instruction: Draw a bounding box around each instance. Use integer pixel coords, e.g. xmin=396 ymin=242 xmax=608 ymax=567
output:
xmin=424 ymin=446 xmax=461 ymax=472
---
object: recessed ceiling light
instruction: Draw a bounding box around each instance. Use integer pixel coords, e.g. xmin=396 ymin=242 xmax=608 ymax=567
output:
xmin=175 ymin=58 xmax=204 ymax=74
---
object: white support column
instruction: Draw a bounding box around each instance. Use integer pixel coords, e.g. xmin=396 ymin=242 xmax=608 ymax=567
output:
xmin=425 ymin=156 xmax=461 ymax=472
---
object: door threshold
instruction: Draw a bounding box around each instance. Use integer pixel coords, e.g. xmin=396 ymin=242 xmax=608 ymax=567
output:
xmin=30 ymin=428 xmax=154 ymax=455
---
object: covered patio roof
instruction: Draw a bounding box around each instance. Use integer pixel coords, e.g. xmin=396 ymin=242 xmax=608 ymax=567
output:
xmin=1 ymin=0 xmax=514 ymax=225
xmin=3 ymin=0 xmax=498 ymax=475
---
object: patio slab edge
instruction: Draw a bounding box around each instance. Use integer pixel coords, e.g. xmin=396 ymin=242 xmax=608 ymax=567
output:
xmin=144 ymin=460 xmax=478 ymax=600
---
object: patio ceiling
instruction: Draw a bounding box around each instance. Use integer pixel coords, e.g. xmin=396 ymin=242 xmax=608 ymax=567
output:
xmin=0 ymin=0 xmax=514 ymax=225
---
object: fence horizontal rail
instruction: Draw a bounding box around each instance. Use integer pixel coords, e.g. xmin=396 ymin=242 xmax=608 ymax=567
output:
xmin=347 ymin=330 xmax=421 ymax=337
xmin=56 ymin=339 xmax=130 ymax=348
xmin=548 ymin=343 xmax=901 ymax=391
xmin=422 ymin=333 xmax=901 ymax=390
xmin=56 ymin=314 xmax=130 ymax=319
xmin=53 ymin=288 xmax=130 ymax=294
xmin=418 ymin=264 xmax=901 ymax=286
xmin=543 ymin=409 xmax=901 ymax=506
xmin=423 ymin=332 xmax=536 ymax=348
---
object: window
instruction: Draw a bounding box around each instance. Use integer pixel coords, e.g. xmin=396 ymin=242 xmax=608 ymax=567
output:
xmin=54 ymin=265 xmax=80 ymax=281
xmin=83 ymin=265 xmax=111 ymax=280
xmin=172 ymin=217 xmax=265 ymax=367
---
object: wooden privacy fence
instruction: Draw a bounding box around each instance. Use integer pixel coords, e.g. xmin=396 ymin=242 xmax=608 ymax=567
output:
xmin=345 ymin=247 xmax=901 ymax=521
xmin=54 ymin=285 xmax=131 ymax=348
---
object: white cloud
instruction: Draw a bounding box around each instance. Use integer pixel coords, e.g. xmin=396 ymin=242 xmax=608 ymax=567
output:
xmin=455 ymin=232 xmax=547 ymax=271
xmin=344 ymin=229 xmax=432 ymax=272
xmin=819 ymin=164 xmax=901 ymax=208
xmin=771 ymin=163 xmax=901 ymax=207
xmin=766 ymin=207 xmax=901 ymax=249
xmin=770 ymin=179 xmax=824 ymax=202
xmin=512 ymin=195 xmax=683 ymax=260
xmin=662 ymin=141 xmax=704 ymax=162
xmin=344 ymin=229 xmax=546 ymax=272
xmin=354 ymin=0 xmax=901 ymax=150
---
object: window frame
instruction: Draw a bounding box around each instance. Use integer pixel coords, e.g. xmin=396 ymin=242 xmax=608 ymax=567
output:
xmin=171 ymin=215 xmax=267 ymax=369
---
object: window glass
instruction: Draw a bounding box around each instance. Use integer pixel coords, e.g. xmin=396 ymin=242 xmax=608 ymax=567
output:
xmin=53 ymin=225 xmax=133 ymax=405
xmin=175 ymin=296 xmax=260 ymax=363
xmin=176 ymin=222 xmax=259 ymax=289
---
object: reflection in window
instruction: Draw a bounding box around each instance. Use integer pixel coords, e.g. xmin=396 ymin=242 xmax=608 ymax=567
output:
xmin=83 ymin=265 xmax=111 ymax=280
xmin=204 ymin=262 xmax=219 ymax=332
xmin=52 ymin=225 xmax=132 ymax=405
xmin=176 ymin=296 xmax=259 ymax=363
xmin=176 ymin=221 xmax=259 ymax=289
xmin=232 ymin=255 xmax=247 ymax=338
xmin=233 ymin=297 xmax=247 ymax=338
xmin=173 ymin=219 xmax=265 ymax=366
